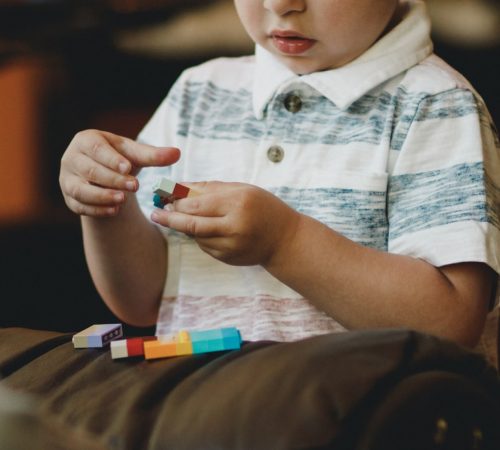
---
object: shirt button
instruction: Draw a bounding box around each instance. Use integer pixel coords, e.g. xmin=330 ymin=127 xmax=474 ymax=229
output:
xmin=267 ymin=145 xmax=285 ymax=163
xmin=284 ymin=93 xmax=302 ymax=113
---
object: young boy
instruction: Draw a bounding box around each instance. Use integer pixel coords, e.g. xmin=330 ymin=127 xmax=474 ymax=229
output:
xmin=59 ymin=0 xmax=499 ymax=348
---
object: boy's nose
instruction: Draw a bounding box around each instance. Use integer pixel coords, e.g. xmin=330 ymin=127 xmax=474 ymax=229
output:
xmin=263 ymin=0 xmax=306 ymax=15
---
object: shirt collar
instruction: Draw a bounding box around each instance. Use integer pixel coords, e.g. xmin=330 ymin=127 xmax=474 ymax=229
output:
xmin=252 ymin=0 xmax=433 ymax=119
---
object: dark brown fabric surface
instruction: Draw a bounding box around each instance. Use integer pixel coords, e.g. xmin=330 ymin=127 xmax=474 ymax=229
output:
xmin=0 ymin=391 xmax=107 ymax=450
xmin=1 ymin=327 xmax=499 ymax=450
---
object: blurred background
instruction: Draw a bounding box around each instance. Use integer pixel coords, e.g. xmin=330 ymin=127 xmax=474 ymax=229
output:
xmin=0 ymin=0 xmax=498 ymax=333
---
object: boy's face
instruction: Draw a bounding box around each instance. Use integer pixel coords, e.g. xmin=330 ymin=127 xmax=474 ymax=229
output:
xmin=234 ymin=0 xmax=400 ymax=74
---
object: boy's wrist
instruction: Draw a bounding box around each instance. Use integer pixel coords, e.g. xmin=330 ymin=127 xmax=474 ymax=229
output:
xmin=263 ymin=211 xmax=304 ymax=275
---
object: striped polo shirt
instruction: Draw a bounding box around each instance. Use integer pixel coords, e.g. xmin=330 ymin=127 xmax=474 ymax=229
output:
xmin=137 ymin=1 xmax=500 ymax=341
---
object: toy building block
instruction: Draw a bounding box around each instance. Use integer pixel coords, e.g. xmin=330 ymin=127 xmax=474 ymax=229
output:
xmin=72 ymin=324 xmax=123 ymax=349
xmin=144 ymin=330 xmax=193 ymax=360
xmin=221 ymin=327 xmax=242 ymax=349
xmin=152 ymin=177 xmax=199 ymax=208
xmin=110 ymin=339 xmax=128 ymax=359
xmin=110 ymin=337 xmax=157 ymax=360
xmin=190 ymin=327 xmax=242 ymax=354
xmin=144 ymin=327 xmax=242 ymax=360
xmin=190 ymin=329 xmax=225 ymax=353
xmin=144 ymin=337 xmax=177 ymax=360
xmin=176 ymin=330 xmax=193 ymax=355
xmin=153 ymin=178 xmax=175 ymax=198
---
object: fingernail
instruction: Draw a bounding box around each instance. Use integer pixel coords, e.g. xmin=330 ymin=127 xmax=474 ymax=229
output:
xmin=126 ymin=180 xmax=136 ymax=191
xmin=151 ymin=211 xmax=159 ymax=222
xmin=113 ymin=192 xmax=124 ymax=202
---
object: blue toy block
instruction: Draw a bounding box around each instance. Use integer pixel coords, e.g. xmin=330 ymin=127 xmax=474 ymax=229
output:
xmin=87 ymin=335 xmax=104 ymax=347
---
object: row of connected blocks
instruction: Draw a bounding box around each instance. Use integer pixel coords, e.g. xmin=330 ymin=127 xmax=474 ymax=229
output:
xmin=72 ymin=324 xmax=242 ymax=360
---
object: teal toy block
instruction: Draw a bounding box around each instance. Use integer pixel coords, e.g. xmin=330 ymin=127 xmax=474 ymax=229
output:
xmin=188 ymin=331 xmax=206 ymax=350
xmin=221 ymin=327 xmax=242 ymax=349
xmin=190 ymin=329 xmax=223 ymax=354
xmin=153 ymin=193 xmax=165 ymax=208
xmin=190 ymin=328 xmax=241 ymax=354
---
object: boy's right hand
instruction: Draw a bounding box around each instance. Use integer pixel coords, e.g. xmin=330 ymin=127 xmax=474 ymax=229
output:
xmin=59 ymin=129 xmax=180 ymax=217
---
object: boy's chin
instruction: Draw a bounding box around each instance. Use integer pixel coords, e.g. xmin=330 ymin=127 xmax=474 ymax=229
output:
xmin=276 ymin=55 xmax=338 ymax=75
xmin=275 ymin=50 xmax=364 ymax=75
xmin=277 ymin=58 xmax=319 ymax=75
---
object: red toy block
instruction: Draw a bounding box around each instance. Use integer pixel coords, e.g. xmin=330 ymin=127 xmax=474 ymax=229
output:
xmin=172 ymin=183 xmax=190 ymax=199
xmin=126 ymin=337 xmax=157 ymax=357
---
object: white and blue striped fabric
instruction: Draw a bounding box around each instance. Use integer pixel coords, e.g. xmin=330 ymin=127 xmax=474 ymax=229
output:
xmin=136 ymin=1 xmax=499 ymax=342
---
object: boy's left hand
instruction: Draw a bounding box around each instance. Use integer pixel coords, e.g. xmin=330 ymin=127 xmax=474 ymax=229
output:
xmin=151 ymin=182 xmax=301 ymax=267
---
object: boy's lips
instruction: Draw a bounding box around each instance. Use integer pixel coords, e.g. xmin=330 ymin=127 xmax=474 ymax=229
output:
xmin=270 ymin=30 xmax=316 ymax=55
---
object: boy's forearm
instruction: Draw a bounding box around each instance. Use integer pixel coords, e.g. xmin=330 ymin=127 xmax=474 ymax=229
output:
xmin=81 ymin=195 xmax=167 ymax=327
xmin=264 ymin=214 xmax=492 ymax=347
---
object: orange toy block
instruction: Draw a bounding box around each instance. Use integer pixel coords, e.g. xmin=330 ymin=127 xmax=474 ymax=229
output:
xmin=143 ymin=331 xmax=194 ymax=360
xmin=144 ymin=339 xmax=177 ymax=360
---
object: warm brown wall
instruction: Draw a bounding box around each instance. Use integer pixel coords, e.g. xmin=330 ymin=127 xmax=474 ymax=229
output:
xmin=0 ymin=58 xmax=47 ymax=223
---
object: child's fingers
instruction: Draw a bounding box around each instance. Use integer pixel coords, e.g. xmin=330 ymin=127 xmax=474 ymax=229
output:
xmin=64 ymin=195 xmax=120 ymax=217
xmin=169 ymin=181 xmax=249 ymax=216
xmin=171 ymin=194 xmax=226 ymax=218
xmin=71 ymin=130 xmax=133 ymax=176
xmin=103 ymin=132 xmax=181 ymax=170
xmin=151 ymin=210 xmax=226 ymax=238
xmin=74 ymin=154 xmax=137 ymax=192
xmin=181 ymin=181 xmax=229 ymax=195
xmin=64 ymin=176 xmax=126 ymax=206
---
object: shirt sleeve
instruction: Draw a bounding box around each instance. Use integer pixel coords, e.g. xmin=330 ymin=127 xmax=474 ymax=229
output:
xmin=387 ymin=87 xmax=500 ymax=280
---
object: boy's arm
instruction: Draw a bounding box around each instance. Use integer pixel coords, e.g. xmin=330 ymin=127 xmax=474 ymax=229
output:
xmin=264 ymin=213 xmax=495 ymax=347
xmin=59 ymin=130 xmax=180 ymax=327
xmin=81 ymin=194 xmax=167 ymax=327
xmin=158 ymin=182 xmax=495 ymax=347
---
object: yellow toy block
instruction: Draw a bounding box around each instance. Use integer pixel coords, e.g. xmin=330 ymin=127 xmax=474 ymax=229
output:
xmin=175 ymin=330 xmax=193 ymax=356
